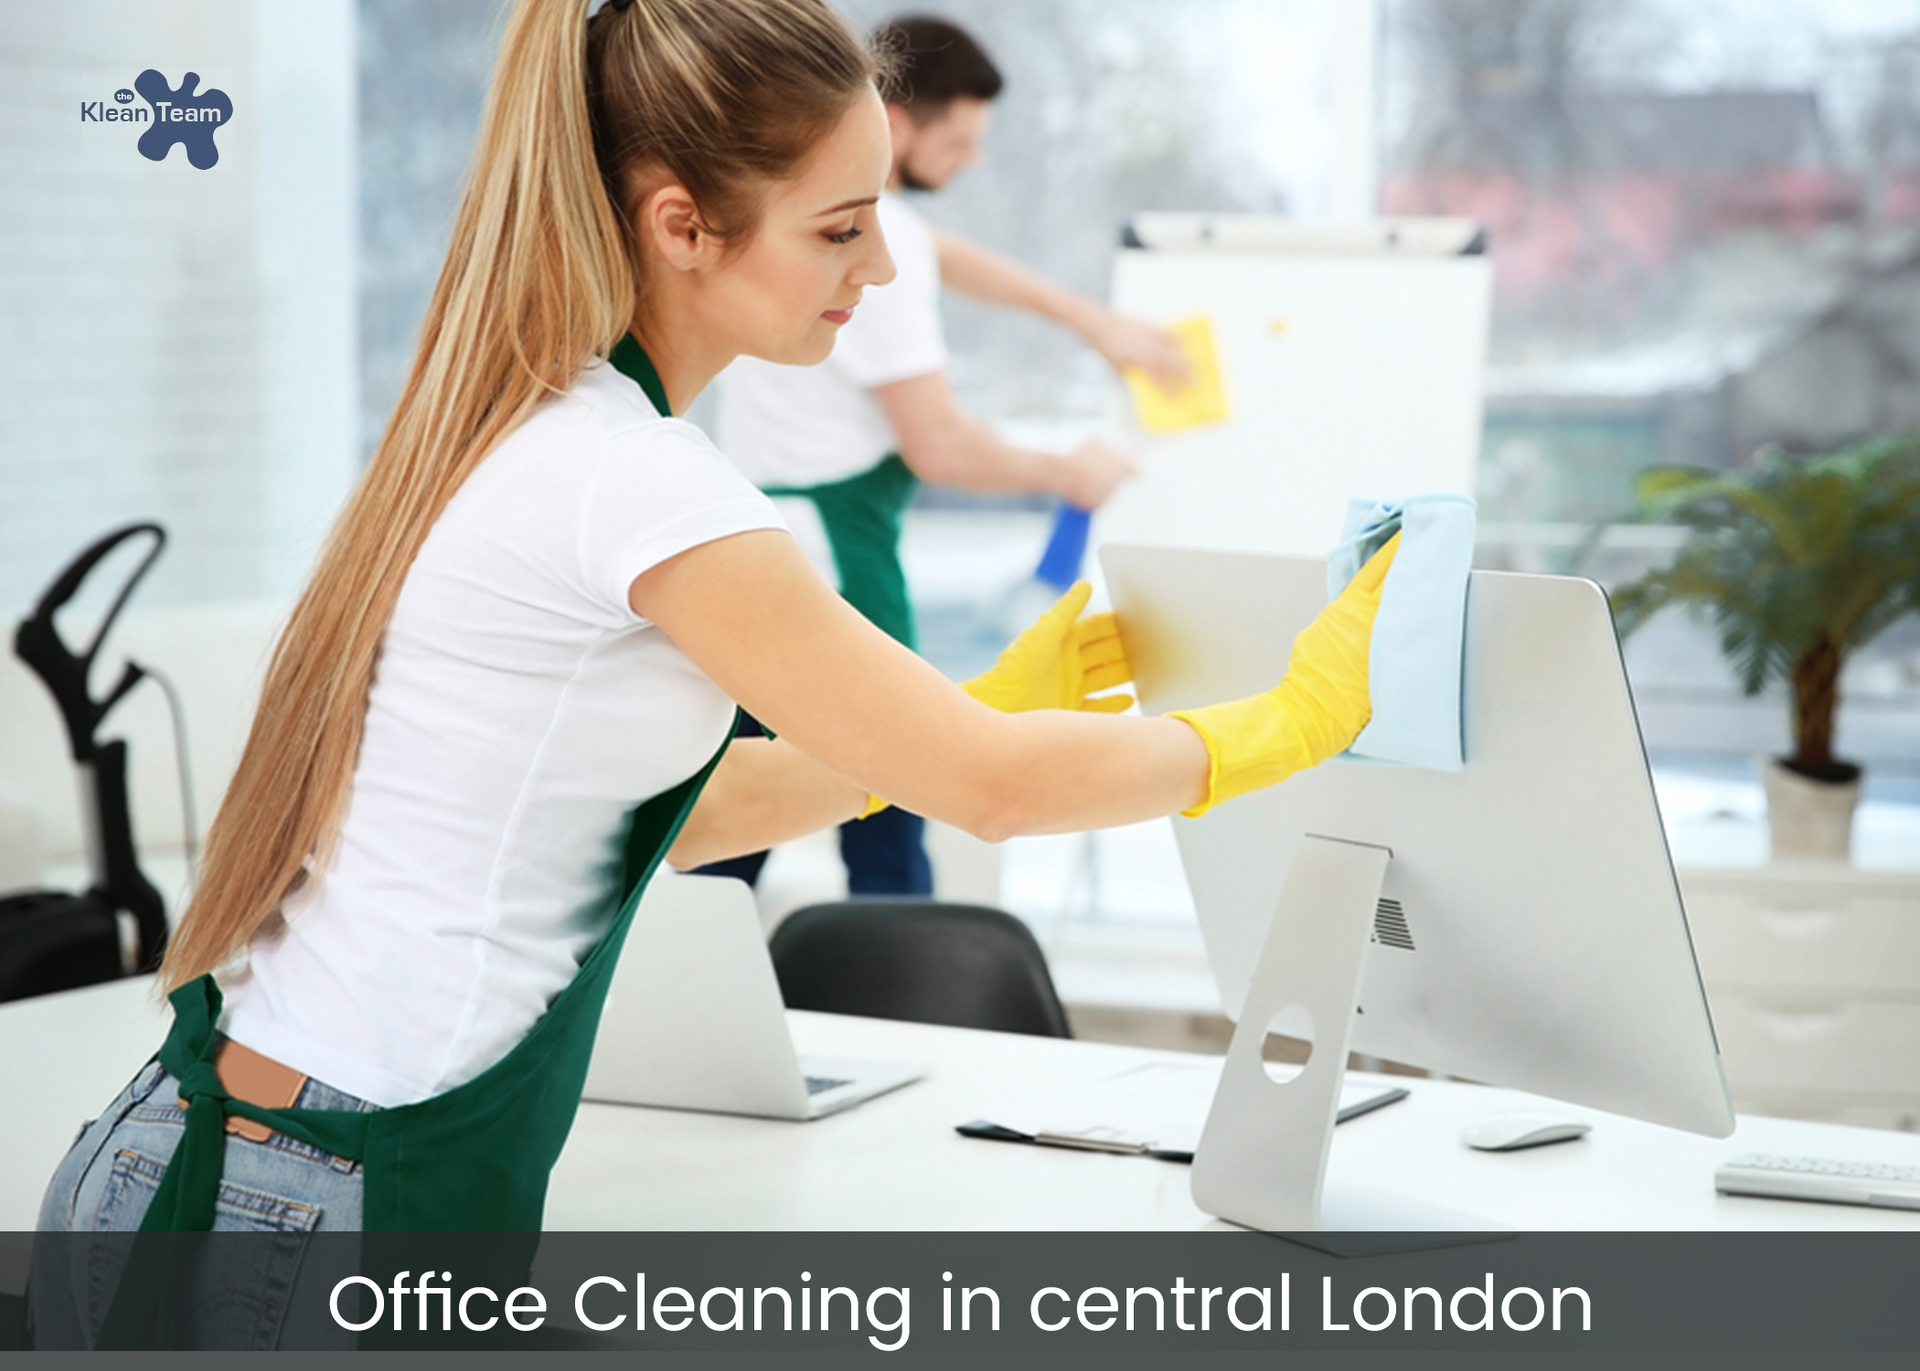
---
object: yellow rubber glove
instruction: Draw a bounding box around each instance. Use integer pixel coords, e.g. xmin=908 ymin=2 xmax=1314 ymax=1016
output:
xmin=1168 ymin=532 xmax=1400 ymax=817
xmin=860 ymin=581 xmax=1134 ymax=821
xmin=960 ymin=580 xmax=1134 ymax=715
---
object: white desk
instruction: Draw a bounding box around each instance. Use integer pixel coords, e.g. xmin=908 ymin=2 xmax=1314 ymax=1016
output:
xmin=7 ymin=978 xmax=1920 ymax=1237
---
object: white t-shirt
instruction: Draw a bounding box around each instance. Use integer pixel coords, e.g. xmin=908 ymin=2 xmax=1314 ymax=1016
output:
xmin=220 ymin=360 xmax=784 ymax=1108
xmin=715 ymin=192 xmax=946 ymax=489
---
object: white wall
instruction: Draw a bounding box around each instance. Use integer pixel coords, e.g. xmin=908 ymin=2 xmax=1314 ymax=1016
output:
xmin=0 ymin=0 xmax=357 ymax=614
xmin=0 ymin=1 xmax=356 ymax=885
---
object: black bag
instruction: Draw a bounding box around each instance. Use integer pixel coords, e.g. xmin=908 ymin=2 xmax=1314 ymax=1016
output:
xmin=0 ymin=524 xmax=170 ymax=1002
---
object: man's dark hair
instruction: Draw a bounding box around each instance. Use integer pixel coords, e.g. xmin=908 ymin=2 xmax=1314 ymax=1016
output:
xmin=875 ymin=15 xmax=1003 ymax=120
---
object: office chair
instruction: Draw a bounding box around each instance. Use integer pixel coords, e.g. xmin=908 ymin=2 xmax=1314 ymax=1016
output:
xmin=768 ymin=900 xmax=1074 ymax=1038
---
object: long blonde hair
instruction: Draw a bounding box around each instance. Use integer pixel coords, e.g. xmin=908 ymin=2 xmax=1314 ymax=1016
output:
xmin=162 ymin=0 xmax=880 ymax=989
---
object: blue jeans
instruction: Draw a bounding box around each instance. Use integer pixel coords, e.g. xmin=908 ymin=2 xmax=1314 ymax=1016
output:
xmin=32 ymin=1053 xmax=376 ymax=1349
xmin=839 ymin=805 xmax=932 ymax=896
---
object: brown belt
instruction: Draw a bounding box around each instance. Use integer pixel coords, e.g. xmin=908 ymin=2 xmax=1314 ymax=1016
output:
xmin=179 ymin=1038 xmax=309 ymax=1143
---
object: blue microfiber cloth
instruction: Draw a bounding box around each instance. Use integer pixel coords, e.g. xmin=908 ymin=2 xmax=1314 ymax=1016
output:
xmin=1327 ymin=494 xmax=1476 ymax=772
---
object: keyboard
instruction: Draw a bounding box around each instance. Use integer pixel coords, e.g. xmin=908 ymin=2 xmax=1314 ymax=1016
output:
xmin=1715 ymin=1153 xmax=1920 ymax=1211
xmin=804 ymin=1075 xmax=852 ymax=1096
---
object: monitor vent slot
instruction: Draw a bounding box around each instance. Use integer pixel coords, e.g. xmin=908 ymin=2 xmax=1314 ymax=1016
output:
xmin=1371 ymin=897 xmax=1416 ymax=951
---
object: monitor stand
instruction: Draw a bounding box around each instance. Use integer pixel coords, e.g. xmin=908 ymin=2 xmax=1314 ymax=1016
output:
xmin=1189 ymin=834 xmax=1513 ymax=1256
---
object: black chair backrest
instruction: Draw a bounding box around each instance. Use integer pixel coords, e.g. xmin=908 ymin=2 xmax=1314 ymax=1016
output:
xmin=769 ymin=900 xmax=1073 ymax=1038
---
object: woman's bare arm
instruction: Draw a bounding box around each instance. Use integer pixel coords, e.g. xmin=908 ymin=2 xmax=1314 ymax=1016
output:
xmin=634 ymin=529 xmax=1208 ymax=852
xmin=667 ymin=736 xmax=865 ymax=870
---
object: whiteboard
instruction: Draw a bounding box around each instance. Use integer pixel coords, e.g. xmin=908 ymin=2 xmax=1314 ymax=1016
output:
xmin=1096 ymin=243 xmax=1491 ymax=558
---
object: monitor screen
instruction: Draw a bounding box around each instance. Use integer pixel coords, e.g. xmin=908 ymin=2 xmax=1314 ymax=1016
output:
xmin=1103 ymin=545 xmax=1734 ymax=1139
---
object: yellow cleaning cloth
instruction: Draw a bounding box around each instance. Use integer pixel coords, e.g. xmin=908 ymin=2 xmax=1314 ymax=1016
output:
xmin=1124 ymin=314 xmax=1231 ymax=434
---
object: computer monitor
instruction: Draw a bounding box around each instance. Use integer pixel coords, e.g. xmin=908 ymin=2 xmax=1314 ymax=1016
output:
xmin=1101 ymin=544 xmax=1734 ymax=1237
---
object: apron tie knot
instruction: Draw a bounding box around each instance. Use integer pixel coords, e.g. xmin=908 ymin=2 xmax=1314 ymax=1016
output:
xmin=145 ymin=978 xmax=233 ymax=1232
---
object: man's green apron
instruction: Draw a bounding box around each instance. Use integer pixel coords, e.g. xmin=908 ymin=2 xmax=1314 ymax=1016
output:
xmin=762 ymin=456 xmax=919 ymax=650
xmin=94 ymin=342 xmax=720 ymax=1347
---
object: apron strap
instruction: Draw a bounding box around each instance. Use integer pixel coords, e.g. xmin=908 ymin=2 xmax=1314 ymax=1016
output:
xmin=95 ymin=978 xmax=376 ymax=1349
xmin=608 ymin=333 xmax=672 ymax=417
xmin=139 ymin=978 xmax=374 ymax=1231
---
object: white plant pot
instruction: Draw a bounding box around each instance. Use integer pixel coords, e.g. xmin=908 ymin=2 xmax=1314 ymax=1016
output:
xmin=1758 ymin=757 xmax=1860 ymax=863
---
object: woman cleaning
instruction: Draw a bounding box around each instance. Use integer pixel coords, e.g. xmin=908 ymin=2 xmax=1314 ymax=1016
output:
xmin=35 ymin=0 xmax=1394 ymax=1314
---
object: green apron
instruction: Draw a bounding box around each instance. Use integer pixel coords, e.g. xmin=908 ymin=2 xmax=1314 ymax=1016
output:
xmin=95 ymin=341 xmax=721 ymax=1346
xmin=763 ymin=456 xmax=920 ymax=651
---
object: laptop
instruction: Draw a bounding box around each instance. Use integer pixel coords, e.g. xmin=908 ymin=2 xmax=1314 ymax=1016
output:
xmin=582 ymin=870 xmax=927 ymax=1120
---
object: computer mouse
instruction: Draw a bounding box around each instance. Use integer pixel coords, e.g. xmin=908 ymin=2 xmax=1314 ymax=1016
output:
xmin=1460 ymin=1112 xmax=1592 ymax=1152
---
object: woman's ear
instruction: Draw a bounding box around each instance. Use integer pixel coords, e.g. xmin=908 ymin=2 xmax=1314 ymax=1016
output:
xmin=640 ymin=184 xmax=715 ymax=272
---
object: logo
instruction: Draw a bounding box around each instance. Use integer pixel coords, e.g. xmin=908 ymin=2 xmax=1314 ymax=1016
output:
xmin=79 ymin=69 xmax=232 ymax=169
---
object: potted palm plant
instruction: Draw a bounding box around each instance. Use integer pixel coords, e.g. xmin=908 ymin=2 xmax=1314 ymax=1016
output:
xmin=1609 ymin=437 xmax=1920 ymax=861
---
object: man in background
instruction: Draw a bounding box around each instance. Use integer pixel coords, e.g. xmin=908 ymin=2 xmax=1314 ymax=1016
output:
xmin=709 ymin=14 xmax=1190 ymax=895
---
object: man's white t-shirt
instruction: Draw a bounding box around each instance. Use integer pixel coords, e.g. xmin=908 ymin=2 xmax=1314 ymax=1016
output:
xmin=716 ymin=192 xmax=945 ymax=490
xmin=219 ymin=360 xmax=784 ymax=1108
